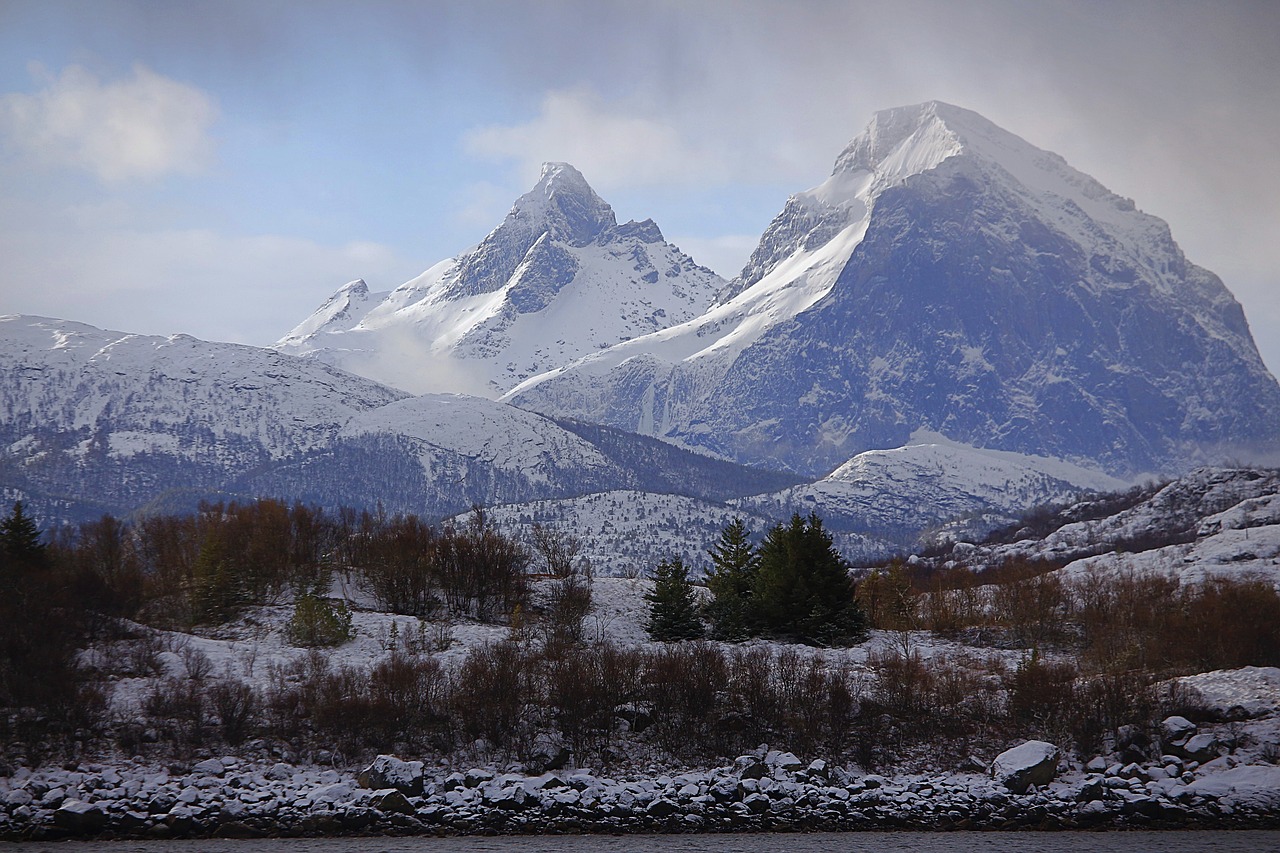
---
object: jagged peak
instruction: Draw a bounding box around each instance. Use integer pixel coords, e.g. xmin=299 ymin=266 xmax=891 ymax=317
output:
xmin=610 ymin=218 xmax=664 ymax=244
xmin=507 ymin=161 xmax=617 ymax=246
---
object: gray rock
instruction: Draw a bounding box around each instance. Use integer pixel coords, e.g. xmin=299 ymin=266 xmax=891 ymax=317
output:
xmin=766 ymin=750 xmax=803 ymax=771
xmin=991 ymin=740 xmax=1060 ymax=794
xmin=1174 ymin=733 xmax=1220 ymax=763
xmin=191 ymin=758 xmax=225 ymax=777
xmin=372 ymin=790 xmax=416 ymax=815
xmin=646 ymin=798 xmax=680 ymax=818
xmin=264 ymin=763 xmax=293 ymax=782
xmin=464 ymin=768 xmax=495 ymax=788
xmin=53 ymin=800 xmax=108 ymax=834
xmin=357 ymin=755 xmax=425 ymax=796
xmin=1162 ymin=715 xmax=1197 ymax=742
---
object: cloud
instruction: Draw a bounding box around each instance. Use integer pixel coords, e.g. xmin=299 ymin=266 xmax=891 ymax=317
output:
xmin=463 ymin=88 xmax=726 ymax=190
xmin=452 ymin=181 xmax=514 ymax=230
xmin=0 ymin=216 xmax=418 ymax=346
xmin=0 ymin=63 xmax=218 ymax=182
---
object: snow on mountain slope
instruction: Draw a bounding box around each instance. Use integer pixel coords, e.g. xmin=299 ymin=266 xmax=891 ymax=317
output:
xmin=340 ymin=393 xmax=612 ymax=482
xmin=277 ymin=163 xmax=724 ymax=396
xmin=0 ymin=314 xmax=407 ymax=462
xmin=738 ymin=433 xmax=1128 ymax=538
xmin=508 ymin=102 xmax=1280 ymax=478
xmin=0 ymin=317 xmax=805 ymax=528
xmin=277 ymin=279 xmax=387 ymax=346
xmin=334 ymin=393 xmax=618 ymax=506
xmin=946 ymin=467 xmax=1280 ymax=588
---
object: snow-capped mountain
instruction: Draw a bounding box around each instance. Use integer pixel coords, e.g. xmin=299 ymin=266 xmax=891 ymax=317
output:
xmin=277 ymin=163 xmax=724 ymax=396
xmin=507 ymin=102 xmax=1280 ymax=478
xmin=0 ymin=314 xmax=799 ymax=525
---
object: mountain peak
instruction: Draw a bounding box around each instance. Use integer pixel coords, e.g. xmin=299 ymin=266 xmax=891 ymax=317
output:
xmin=535 ymin=161 xmax=592 ymax=193
xmin=832 ymin=100 xmax=970 ymax=180
xmin=511 ymin=102 xmax=1280 ymax=478
xmin=509 ymin=161 xmax=617 ymax=247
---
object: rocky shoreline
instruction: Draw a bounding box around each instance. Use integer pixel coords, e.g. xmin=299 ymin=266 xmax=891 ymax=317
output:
xmin=4 ymin=746 xmax=1280 ymax=841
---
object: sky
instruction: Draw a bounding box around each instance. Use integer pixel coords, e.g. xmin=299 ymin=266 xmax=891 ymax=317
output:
xmin=1 ymin=0 xmax=1278 ymax=374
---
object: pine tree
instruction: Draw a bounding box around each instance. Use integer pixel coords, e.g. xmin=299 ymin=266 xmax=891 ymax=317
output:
xmin=645 ymin=558 xmax=704 ymax=641
xmin=704 ymin=518 xmax=757 ymax=640
xmin=751 ymin=512 xmax=867 ymax=646
xmin=0 ymin=501 xmax=46 ymax=568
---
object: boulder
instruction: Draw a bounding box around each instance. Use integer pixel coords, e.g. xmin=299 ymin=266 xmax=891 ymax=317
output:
xmin=191 ymin=758 xmax=226 ymax=777
xmin=372 ymin=790 xmax=416 ymax=815
xmin=464 ymin=768 xmax=494 ymax=788
xmin=646 ymin=798 xmax=680 ymax=818
xmin=805 ymin=758 xmax=829 ymax=780
xmin=991 ymin=740 xmax=1060 ymax=794
xmin=53 ymin=800 xmax=108 ymax=834
xmin=1161 ymin=715 xmax=1197 ymax=742
xmin=765 ymin=750 xmax=803 ymax=771
xmin=1174 ymin=733 xmax=1220 ymax=763
xmin=357 ymin=755 xmax=425 ymax=796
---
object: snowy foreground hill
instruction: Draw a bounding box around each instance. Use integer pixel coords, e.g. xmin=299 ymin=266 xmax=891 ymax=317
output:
xmin=4 ymin=467 xmax=1280 ymax=839
xmin=931 ymin=466 xmax=1280 ymax=589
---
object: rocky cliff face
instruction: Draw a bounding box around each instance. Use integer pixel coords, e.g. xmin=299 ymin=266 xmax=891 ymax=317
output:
xmin=509 ymin=102 xmax=1280 ymax=478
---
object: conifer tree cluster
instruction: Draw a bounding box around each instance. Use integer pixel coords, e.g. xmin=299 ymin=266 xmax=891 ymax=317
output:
xmin=644 ymin=559 xmax=703 ymax=641
xmin=645 ymin=513 xmax=868 ymax=647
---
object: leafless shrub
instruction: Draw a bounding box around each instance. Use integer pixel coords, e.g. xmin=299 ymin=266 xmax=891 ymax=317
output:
xmin=210 ymin=677 xmax=259 ymax=746
xmin=181 ymin=646 xmax=213 ymax=682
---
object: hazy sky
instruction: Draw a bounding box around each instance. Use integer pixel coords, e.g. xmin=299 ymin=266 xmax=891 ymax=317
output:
xmin=1 ymin=0 xmax=1278 ymax=374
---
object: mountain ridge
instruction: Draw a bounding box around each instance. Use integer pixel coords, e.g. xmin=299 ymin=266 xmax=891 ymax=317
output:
xmin=506 ymin=101 xmax=1280 ymax=478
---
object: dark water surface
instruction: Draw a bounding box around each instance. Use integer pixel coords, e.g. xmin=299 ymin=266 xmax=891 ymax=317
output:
xmin=7 ymin=832 xmax=1279 ymax=853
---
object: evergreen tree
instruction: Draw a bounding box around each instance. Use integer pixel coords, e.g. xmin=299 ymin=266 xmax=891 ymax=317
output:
xmin=704 ymin=518 xmax=757 ymax=640
xmin=751 ymin=512 xmax=867 ymax=646
xmin=0 ymin=501 xmax=46 ymax=569
xmin=645 ymin=558 xmax=704 ymax=641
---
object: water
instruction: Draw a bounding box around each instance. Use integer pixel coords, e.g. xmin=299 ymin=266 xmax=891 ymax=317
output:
xmin=6 ymin=832 xmax=1279 ymax=853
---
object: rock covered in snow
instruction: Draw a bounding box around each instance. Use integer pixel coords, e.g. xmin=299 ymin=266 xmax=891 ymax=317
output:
xmin=991 ymin=740 xmax=1060 ymax=793
xmin=357 ymin=755 xmax=426 ymax=797
xmin=1176 ymin=666 xmax=1280 ymax=720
